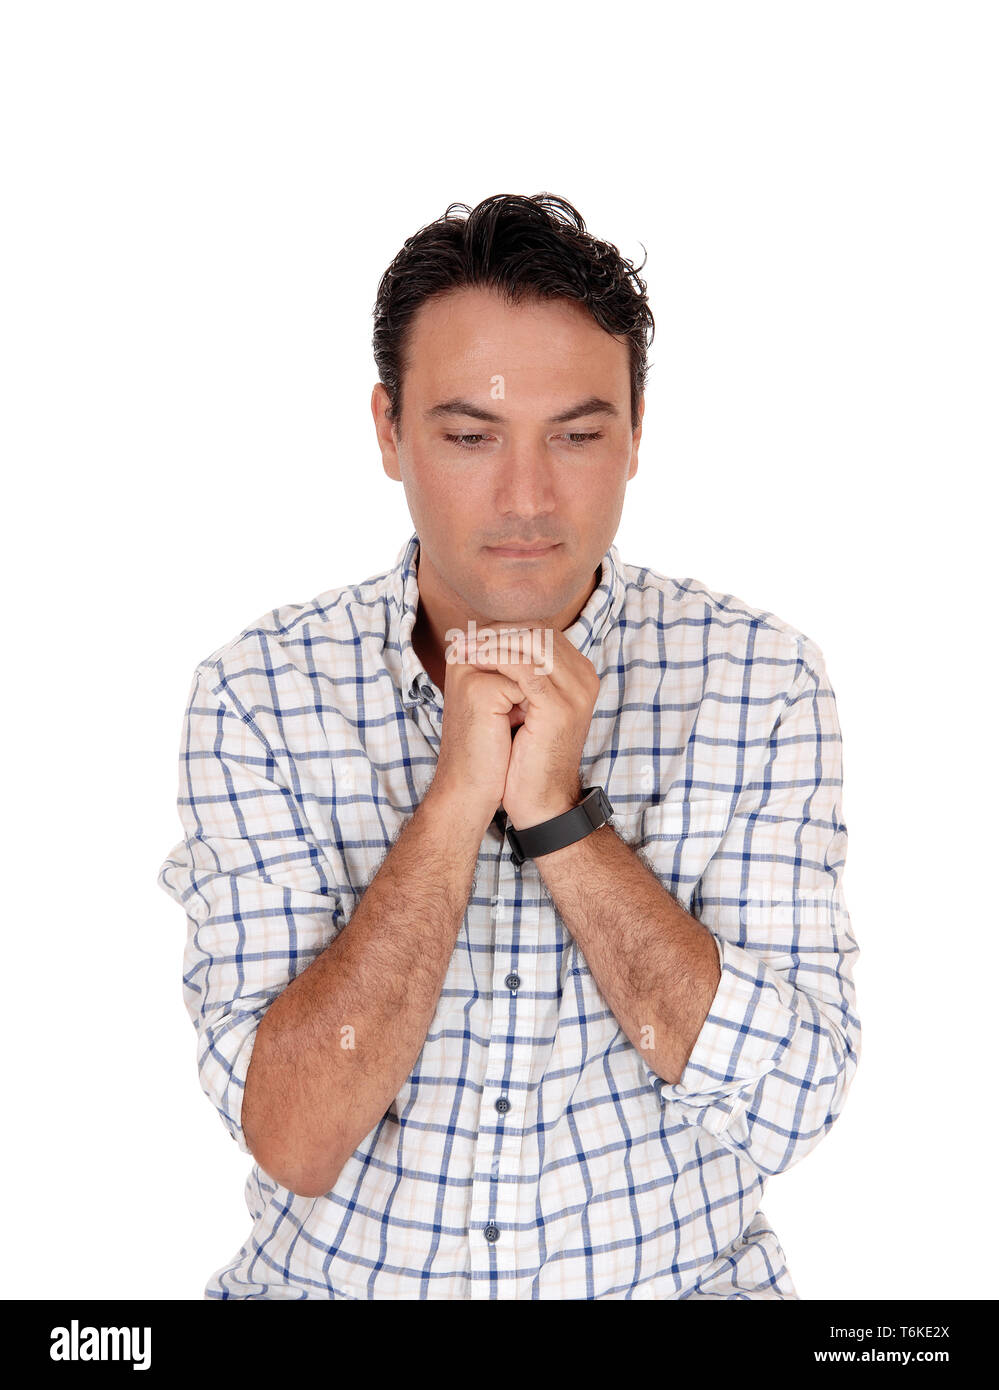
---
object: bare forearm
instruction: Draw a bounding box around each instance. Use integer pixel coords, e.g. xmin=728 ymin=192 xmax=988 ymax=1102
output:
xmin=535 ymin=824 xmax=721 ymax=1085
xmin=242 ymin=790 xmax=486 ymax=1196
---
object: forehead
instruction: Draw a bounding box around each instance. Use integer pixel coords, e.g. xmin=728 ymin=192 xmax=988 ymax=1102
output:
xmin=403 ymin=285 xmax=630 ymax=400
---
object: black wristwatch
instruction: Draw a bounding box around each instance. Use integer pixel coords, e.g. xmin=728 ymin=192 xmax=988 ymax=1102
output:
xmin=505 ymin=787 xmax=614 ymax=867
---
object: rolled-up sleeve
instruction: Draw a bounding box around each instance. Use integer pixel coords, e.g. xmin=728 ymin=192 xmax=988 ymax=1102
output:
xmin=645 ymin=638 xmax=861 ymax=1176
xmin=156 ymin=664 xmax=343 ymax=1155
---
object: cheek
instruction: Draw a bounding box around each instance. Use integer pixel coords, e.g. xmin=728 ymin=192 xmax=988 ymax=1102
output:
xmin=401 ymin=457 xmax=460 ymax=522
xmin=412 ymin=447 xmax=488 ymax=502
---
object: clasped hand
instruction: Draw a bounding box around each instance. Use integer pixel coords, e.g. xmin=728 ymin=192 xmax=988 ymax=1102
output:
xmin=431 ymin=622 xmax=600 ymax=831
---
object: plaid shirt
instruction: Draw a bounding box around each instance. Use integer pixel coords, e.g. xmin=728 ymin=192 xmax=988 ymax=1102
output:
xmin=157 ymin=530 xmax=860 ymax=1300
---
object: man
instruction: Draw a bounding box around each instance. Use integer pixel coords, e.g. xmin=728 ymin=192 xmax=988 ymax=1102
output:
xmin=157 ymin=192 xmax=860 ymax=1300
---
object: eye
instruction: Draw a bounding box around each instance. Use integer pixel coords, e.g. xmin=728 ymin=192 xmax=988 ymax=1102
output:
xmin=443 ymin=433 xmax=493 ymax=451
xmin=562 ymin=432 xmax=603 ymax=447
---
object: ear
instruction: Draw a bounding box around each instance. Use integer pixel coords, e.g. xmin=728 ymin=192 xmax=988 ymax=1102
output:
xmin=627 ymin=395 xmax=644 ymax=480
xmin=372 ymin=382 xmax=402 ymax=481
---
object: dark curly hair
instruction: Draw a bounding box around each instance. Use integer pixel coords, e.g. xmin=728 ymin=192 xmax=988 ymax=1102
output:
xmin=372 ymin=192 xmax=654 ymax=439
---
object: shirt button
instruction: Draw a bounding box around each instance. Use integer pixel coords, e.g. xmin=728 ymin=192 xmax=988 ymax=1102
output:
xmin=483 ymin=1224 xmax=500 ymax=1243
xmin=494 ymin=1096 xmax=510 ymax=1114
xmin=504 ymin=973 xmax=520 ymax=991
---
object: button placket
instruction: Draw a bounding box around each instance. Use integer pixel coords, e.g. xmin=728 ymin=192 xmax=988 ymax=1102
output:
xmin=467 ymin=874 xmax=538 ymax=1295
xmin=497 ymin=892 xmax=540 ymax=1287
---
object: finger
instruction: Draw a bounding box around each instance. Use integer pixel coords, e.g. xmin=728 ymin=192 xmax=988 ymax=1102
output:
xmin=474 ymin=632 xmax=594 ymax=710
xmin=474 ymin=657 xmax=569 ymax=723
xmin=443 ymin=628 xmax=484 ymax=667
xmin=474 ymin=624 xmax=551 ymax=688
xmin=476 ymin=621 xmax=595 ymax=697
xmin=472 ymin=668 xmax=532 ymax=716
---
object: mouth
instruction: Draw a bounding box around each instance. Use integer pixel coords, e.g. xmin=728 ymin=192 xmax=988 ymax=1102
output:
xmin=485 ymin=542 xmax=560 ymax=559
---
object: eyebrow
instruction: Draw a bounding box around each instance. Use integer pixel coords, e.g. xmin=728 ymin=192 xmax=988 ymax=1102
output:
xmin=423 ymin=395 xmax=620 ymax=425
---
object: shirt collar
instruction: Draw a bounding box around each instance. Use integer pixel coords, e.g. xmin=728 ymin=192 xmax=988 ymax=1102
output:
xmin=385 ymin=530 xmax=628 ymax=708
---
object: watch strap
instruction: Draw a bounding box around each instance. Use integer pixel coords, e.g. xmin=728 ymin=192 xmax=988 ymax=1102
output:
xmin=506 ymin=786 xmax=614 ymax=866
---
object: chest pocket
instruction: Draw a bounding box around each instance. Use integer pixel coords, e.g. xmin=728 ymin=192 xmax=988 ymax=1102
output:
xmin=635 ymin=799 xmax=733 ymax=904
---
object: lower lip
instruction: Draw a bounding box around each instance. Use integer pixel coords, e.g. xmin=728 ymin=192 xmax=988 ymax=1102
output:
xmin=486 ymin=544 xmax=560 ymax=559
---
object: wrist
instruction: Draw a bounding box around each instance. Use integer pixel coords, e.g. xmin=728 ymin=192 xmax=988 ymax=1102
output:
xmin=506 ymin=783 xmax=583 ymax=831
xmin=420 ymin=782 xmax=496 ymax=840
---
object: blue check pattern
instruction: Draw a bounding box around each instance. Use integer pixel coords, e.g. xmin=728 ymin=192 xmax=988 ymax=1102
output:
xmin=157 ymin=530 xmax=860 ymax=1299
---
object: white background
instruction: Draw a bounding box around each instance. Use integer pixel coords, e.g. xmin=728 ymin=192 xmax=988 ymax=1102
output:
xmin=2 ymin=1 xmax=995 ymax=1300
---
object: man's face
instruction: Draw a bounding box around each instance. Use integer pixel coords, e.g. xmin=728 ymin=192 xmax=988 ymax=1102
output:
xmin=372 ymin=285 xmax=642 ymax=627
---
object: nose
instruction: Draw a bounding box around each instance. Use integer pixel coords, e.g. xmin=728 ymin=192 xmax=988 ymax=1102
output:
xmin=494 ymin=446 xmax=557 ymax=522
